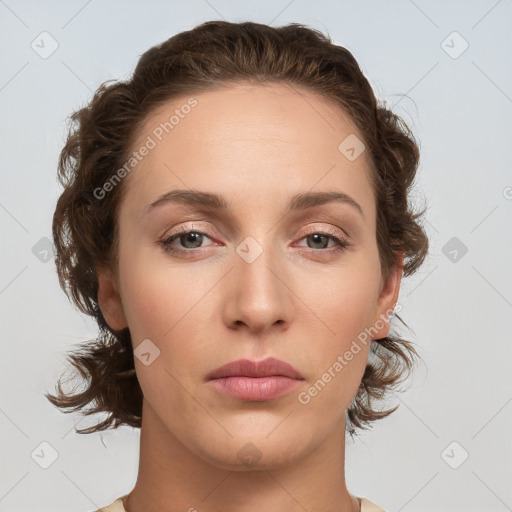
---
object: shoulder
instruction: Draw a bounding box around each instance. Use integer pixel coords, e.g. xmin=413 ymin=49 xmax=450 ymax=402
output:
xmin=359 ymin=496 xmax=389 ymax=512
xmin=93 ymin=496 xmax=127 ymax=512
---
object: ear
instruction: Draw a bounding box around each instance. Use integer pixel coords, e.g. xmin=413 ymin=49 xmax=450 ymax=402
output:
xmin=371 ymin=252 xmax=403 ymax=339
xmin=96 ymin=266 xmax=128 ymax=331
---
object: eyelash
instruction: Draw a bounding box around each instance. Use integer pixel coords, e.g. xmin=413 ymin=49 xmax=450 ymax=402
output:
xmin=158 ymin=226 xmax=350 ymax=256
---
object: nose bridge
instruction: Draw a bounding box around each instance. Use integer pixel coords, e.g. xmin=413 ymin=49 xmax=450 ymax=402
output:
xmin=227 ymin=231 xmax=291 ymax=331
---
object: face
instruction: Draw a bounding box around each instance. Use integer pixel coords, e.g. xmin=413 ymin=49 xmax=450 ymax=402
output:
xmin=98 ymin=82 xmax=401 ymax=471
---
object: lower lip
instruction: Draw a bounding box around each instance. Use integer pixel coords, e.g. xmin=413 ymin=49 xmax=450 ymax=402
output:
xmin=209 ymin=376 xmax=302 ymax=401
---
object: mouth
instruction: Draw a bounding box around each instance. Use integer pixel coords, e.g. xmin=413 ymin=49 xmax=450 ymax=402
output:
xmin=207 ymin=357 xmax=304 ymax=402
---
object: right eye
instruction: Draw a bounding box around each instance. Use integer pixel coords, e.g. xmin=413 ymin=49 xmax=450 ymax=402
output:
xmin=159 ymin=229 xmax=216 ymax=255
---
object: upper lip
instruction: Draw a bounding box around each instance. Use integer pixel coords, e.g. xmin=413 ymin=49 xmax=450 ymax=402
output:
xmin=207 ymin=357 xmax=304 ymax=380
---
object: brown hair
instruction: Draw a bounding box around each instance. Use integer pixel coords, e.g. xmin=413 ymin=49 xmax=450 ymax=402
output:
xmin=46 ymin=20 xmax=428 ymax=437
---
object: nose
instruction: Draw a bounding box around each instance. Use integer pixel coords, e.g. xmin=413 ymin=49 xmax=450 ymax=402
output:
xmin=222 ymin=238 xmax=294 ymax=335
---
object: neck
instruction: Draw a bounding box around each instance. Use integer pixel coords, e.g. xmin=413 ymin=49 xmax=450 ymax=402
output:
xmin=124 ymin=399 xmax=360 ymax=512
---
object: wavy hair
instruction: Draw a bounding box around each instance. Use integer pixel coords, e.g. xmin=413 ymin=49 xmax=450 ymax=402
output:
xmin=46 ymin=20 xmax=428 ymax=437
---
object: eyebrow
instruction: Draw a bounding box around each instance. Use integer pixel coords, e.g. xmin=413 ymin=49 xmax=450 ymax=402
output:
xmin=146 ymin=189 xmax=364 ymax=217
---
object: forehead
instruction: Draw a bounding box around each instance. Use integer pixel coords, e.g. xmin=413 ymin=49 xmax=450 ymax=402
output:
xmin=123 ymin=82 xmax=376 ymax=221
xmin=136 ymin=81 xmax=364 ymax=151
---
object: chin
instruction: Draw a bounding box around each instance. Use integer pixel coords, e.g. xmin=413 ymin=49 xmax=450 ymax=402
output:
xmin=192 ymin=428 xmax=313 ymax=472
xmin=201 ymin=446 xmax=304 ymax=472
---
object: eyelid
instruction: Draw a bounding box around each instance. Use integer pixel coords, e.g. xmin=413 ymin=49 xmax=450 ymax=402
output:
xmin=298 ymin=223 xmax=349 ymax=239
xmin=161 ymin=222 xmax=217 ymax=240
xmin=161 ymin=221 xmax=348 ymax=243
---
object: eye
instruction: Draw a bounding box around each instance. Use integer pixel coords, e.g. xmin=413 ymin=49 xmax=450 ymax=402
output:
xmin=295 ymin=229 xmax=350 ymax=254
xmin=159 ymin=229 xmax=215 ymax=255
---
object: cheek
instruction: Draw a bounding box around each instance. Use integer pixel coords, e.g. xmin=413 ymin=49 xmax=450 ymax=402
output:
xmin=298 ymin=253 xmax=381 ymax=394
xmin=117 ymin=249 xmax=219 ymax=398
xmin=308 ymin=256 xmax=382 ymax=344
xmin=118 ymin=244 xmax=210 ymax=341
xmin=117 ymin=257 xmax=211 ymax=419
xmin=295 ymin=284 xmax=376 ymax=416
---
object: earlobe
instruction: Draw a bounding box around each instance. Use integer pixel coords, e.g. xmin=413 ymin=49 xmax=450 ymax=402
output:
xmin=96 ymin=266 xmax=128 ymax=331
xmin=372 ymin=253 xmax=404 ymax=339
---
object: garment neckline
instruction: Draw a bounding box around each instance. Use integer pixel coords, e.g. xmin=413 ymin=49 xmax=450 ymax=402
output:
xmin=116 ymin=493 xmax=380 ymax=512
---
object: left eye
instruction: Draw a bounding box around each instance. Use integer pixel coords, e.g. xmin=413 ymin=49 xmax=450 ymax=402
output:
xmin=296 ymin=232 xmax=349 ymax=252
xmin=159 ymin=230 xmax=350 ymax=255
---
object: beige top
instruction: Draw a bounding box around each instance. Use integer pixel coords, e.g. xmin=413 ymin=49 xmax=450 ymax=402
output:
xmin=96 ymin=495 xmax=388 ymax=511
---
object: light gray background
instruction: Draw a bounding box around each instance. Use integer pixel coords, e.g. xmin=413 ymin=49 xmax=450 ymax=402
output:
xmin=1 ymin=1 xmax=511 ymax=511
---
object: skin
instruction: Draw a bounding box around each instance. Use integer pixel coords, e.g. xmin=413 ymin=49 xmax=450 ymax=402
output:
xmin=97 ymin=82 xmax=402 ymax=512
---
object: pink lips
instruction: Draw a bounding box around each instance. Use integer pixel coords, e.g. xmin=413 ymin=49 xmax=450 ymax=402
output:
xmin=207 ymin=357 xmax=304 ymax=401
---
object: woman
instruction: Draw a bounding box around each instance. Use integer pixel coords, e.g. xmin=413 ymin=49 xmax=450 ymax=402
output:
xmin=47 ymin=20 xmax=428 ymax=512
